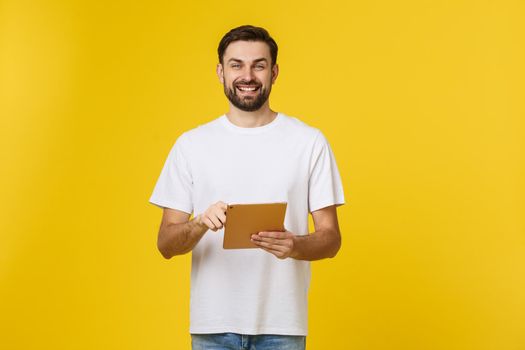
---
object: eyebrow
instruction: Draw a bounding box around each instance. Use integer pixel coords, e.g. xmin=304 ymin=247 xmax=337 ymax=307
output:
xmin=227 ymin=58 xmax=268 ymax=64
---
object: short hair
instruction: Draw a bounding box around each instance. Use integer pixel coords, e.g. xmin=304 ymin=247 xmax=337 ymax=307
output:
xmin=218 ymin=25 xmax=278 ymax=66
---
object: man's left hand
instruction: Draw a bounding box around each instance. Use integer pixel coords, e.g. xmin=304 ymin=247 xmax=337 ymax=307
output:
xmin=251 ymin=230 xmax=297 ymax=259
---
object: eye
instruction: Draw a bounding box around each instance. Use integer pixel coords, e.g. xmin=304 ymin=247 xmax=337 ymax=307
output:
xmin=255 ymin=65 xmax=265 ymax=70
xmin=231 ymin=64 xmax=241 ymax=69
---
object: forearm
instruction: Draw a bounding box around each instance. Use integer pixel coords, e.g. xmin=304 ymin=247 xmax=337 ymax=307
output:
xmin=157 ymin=216 xmax=208 ymax=259
xmin=291 ymin=229 xmax=341 ymax=261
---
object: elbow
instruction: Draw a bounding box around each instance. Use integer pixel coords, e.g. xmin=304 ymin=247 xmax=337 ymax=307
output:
xmin=329 ymin=232 xmax=342 ymax=258
xmin=157 ymin=239 xmax=174 ymax=260
xmin=158 ymin=246 xmax=173 ymax=260
xmin=158 ymin=239 xmax=188 ymax=259
xmin=160 ymin=250 xmax=173 ymax=260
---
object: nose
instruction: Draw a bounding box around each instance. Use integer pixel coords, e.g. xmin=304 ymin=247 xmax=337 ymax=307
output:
xmin=240 ymin=65 xmax=256 ymax=82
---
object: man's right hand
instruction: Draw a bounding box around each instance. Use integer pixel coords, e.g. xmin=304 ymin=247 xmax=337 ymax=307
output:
xmin=196 ymin=201 xmax=228 ymax=232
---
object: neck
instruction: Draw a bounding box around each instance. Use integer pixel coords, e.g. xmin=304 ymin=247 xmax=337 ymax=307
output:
xmin=225 ymin=104 xmax=278 ymax=128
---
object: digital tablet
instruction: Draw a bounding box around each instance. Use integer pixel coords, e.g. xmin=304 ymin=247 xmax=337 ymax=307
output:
xmin=223 ymin=202 xmax=287 ymax=249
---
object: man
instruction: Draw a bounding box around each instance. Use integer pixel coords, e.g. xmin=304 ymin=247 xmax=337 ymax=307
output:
xmin=149 ymin=25 xmax=345 ymax=350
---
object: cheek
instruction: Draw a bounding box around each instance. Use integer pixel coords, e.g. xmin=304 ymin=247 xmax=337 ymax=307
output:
xmin=256 ymin=73 xmax=272 ymax=85
xmin=224 ymin=77 xmax=236 ymax=88
xmin=228 ymin=75 xmax=243 ymax=86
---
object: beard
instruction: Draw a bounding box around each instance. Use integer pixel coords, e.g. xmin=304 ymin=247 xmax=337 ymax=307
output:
xmin=223 ymin=79 xmax=271 ymax=112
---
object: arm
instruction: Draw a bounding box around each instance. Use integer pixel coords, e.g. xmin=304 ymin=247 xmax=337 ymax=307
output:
xmin=157 ymin=201 xmax=228 ymax=259
xmin=251 ymin=204 xmax=342 ymax=261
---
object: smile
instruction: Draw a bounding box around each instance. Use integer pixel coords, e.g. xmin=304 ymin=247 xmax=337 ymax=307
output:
xmin=236 ymin=85 xmax=260 ymax=93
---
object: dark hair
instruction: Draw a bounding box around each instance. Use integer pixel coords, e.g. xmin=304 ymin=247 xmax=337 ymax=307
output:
xmin=218 ymin=25 xmax=278 ymax=66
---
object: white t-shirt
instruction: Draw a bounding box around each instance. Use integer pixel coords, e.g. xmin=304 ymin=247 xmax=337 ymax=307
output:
xmin=149 ymin=112 xmax=345 ymax=336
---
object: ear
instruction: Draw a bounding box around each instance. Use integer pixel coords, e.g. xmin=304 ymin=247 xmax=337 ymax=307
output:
xmin=271 ymin=64 xmax=279 ymax=84
xmin=216 ymin=63 xmax=224 ymax=84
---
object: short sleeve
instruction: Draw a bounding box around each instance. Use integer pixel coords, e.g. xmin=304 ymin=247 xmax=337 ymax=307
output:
xmin=308 ymin=131 xmax=345 ymax=213
xmin=149 ymin=133 xmax=193 ymax=214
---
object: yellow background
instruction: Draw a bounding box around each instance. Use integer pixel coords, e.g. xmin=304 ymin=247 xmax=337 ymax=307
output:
xmin=1 ymin=0 xmax=524 ymax=349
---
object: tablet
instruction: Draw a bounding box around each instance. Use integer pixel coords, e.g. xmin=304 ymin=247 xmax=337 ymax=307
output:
xmin=223 ymin=202 xmax=287 ymax=249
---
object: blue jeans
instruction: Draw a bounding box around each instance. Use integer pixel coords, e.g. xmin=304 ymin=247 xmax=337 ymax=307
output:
xmin=191 ymin=333 xmax=306 ymax=350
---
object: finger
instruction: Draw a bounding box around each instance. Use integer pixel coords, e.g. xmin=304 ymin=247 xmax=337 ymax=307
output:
xmin=216 ymin=211 xmax=227 ymax=225
xmin=217 ymin=201 xmax=228 ymax=211
xmin=253 ymin=236 xmax=282 ymax=246
xmin=252 ymin=238 xmax=287 ymax=252
xmin=202 ymin=216 xmax=217 ymax=230
xmin=258 ymin=245 xmax=287 ymax=259
xmin=253 ymin=233 xmax=288 ymax=246
xmin=258 ymin=231 xmax=288 ymax=239
xmin=209 ymin=215 xmax=223 ymax=229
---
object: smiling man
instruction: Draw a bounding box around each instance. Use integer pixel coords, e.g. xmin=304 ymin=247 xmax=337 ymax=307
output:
xmin=149 ymin=25 xmax=345 ymax=350
xmin=222 ymin=43 xmax=273 ymax=112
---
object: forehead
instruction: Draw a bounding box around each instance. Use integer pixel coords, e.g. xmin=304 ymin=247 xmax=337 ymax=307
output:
xmin=223 ymin=40 xmax=271 ymax=63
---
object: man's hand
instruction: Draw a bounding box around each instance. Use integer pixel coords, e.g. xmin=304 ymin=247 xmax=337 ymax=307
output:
xmin=251 ymin=230 xmax=297 ymax=259
xmin=250 ymin=205 xmax=342 ymax=261
xmin=196 ymin=201 xmax=228 ymax=231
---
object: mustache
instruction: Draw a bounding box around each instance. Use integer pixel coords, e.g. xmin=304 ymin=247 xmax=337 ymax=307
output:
xmin=234 ymin=80 xmax=261 ymax=86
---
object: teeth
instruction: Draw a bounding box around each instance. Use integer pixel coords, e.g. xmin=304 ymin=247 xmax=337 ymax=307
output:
xmin=238 ymin=86 xmax=257 ymax=91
